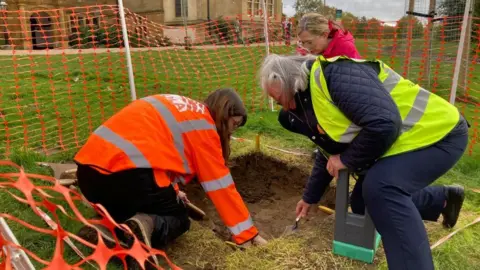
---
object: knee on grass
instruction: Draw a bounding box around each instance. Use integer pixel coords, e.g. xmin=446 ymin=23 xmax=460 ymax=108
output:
xmin=151 ymin=214 xmax=191 ymax=249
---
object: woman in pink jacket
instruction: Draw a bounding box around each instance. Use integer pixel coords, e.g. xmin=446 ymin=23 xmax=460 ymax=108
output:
xmin=295 ymin=13 xmax=361 ymax=58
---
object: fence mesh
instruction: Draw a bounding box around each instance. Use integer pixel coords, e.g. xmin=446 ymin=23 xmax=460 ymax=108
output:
xmin=0 ymin=3 xmax=479 ymax=268
xmin=0 ymin=5 xmax=477 ymax=157
xmin=0 ymin=160 xmax=180 ymax=269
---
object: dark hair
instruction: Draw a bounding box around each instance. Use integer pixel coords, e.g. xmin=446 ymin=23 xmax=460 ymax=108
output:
xmin=204 ymin=88 xmax=247 ymax=163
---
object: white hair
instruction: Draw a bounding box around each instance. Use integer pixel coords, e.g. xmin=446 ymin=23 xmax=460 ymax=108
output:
xmin=258 ymin=54 xmax=317 ymax=100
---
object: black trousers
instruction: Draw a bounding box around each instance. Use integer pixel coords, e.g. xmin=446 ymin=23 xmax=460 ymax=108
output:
xmin=76 ymin=164 xmax=191 ymax=250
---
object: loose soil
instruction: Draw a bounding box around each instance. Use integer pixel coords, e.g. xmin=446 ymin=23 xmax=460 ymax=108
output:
xmin=183 ymin=152 xmax=331 ymax=241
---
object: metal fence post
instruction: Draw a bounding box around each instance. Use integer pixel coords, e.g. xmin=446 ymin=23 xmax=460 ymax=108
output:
xmin=450 ymin=0 xmax=472 ymax=105
xmin=0 ymin=217 xmax=35 ymax=270
xmin=117 ymin=0 xmax=137 ymax=101
xmin=260 ymin=0 xmax=275 ymax=112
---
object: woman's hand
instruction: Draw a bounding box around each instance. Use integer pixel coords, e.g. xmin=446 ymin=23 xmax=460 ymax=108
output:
xmin=240 ymin=235 xmax=268 ymax=248
xmin=296 ymin=199 xmax=312 ymax=218
xmin=177 ymin=190 xmax=190 ymax=204
xmin=252 ymin=235 xmax=268 ymax=246
xmin=326 ymin=154 xmax=346 ymax=178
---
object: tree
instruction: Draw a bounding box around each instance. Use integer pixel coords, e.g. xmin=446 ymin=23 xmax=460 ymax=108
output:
xmin=356 ymin=16 xmax=369 ymax=36
xmin=438 ymin=0 xmax=480 ymax=17
xmin=366 ymin=18 xmax=383 ymax=39
xmin=383 ymin=25 xmax=396 ymax=39
xmin=341 ymin=12 xmax=359 ymax=34
xmin=294 ymin=0 xmax=327 ymax=16
xmin=396 ymin=16 xmax=424 ymax=39
xmin=294 ymin=0 xmax=337 ymax=20
xmin=439 ymin=0 xmax=466 ymax=16
xmin=437 ymin=0 xmax=480 ymax=41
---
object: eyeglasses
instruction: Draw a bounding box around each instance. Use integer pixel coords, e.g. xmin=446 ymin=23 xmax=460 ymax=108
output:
xmin=297 ymin=39 xmax=314 ymax=47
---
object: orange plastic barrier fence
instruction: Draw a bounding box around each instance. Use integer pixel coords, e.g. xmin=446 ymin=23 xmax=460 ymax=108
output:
xmin=0 ymin=4 xmax=479 ymax=269
xmin=0 ymin=160 xmax=179 ymax=269
xmin=0 ymin=5 xmax=478 ymax=156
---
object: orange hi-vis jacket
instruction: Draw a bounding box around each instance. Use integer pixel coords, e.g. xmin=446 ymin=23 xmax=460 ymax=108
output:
xmin=74 ymin=94 xmax=258 ymax=244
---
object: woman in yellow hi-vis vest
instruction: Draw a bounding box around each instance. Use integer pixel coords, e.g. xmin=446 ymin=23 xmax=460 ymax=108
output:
xmin=259 ymin=54 xmax=469 ymax=270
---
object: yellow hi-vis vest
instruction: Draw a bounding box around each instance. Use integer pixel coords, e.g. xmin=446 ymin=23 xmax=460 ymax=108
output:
xmin=310 ymin=55 xmax=460 ymax=158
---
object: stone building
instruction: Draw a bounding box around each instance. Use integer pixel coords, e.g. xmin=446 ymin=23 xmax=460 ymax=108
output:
xmin=0 ymin=0 xmax=283 ymax=50
xmin=1 ymin=0 xmax=117 ymax=49
xmin=127 ymin=0 xmax=284 ymax=45
xmin=128 ymin=0 xmax=283 ymax=25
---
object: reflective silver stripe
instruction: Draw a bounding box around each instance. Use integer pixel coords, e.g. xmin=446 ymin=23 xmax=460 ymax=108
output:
xmin=314 ymin=68 xmax=322 ymax=90
xmin=313 ymin=68 xmax=335 ymax=104
xmin=200 ymin=173 xmax=234 ymax=192
xmin=94 ymin=125 xmax=151 ymax=168
xmin=383 ymin=68 xmax=402 ymax=93
xmin=339 ymin=124 xmax=361 ymax=143
xmin=179 ymin=119 xmax=216 ymax=133
xmin=174 ymin=175 xmax=186 ymax=185
xmin=401 ymin=88 xmax=431 ymax=133
xmin=314 ymin=66 xmax=362 ymax=142
xmin=141 ymin=96 xmax=191 ymax=174
xmin=228 ymin=215 xmax=254 ymax=236
xmin=313 ymin=61 xmax=429 ymax=143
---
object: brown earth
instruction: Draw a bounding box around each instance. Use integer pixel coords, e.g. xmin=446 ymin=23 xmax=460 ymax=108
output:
xmin=70 ymin=152 xmax=369 ymax=270
xmin=183 ymin=152 xmax=334 ymax=241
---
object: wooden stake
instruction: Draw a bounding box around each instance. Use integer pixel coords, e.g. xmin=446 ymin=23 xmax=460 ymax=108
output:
xmin=255 ymin=133 xmax=260 ymax=151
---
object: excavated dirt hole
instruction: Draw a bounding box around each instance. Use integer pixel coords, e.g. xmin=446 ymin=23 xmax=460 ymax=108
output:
xmin=184 ymin=152 xmax=326 ymax=240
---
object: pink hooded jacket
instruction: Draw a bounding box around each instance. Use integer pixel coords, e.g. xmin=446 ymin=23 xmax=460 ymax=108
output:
xmin=323 ymin=29 xmax=361 ymax=58
xmin=296 ymin=26 xmax=361 ymax=59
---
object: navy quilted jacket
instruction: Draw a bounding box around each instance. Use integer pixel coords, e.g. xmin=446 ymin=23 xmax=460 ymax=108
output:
xmin=278 ymin=59 xmax=402 ymax=204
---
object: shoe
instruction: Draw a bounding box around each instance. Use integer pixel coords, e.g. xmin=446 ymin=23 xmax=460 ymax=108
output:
xmin=77 ymin=224 xmax=125 ymax=266
xmin=77 ymin=223 xmax=127 ymax=248
xmin=124 ymin=213 xmax=160 ymax=269
xmin=441 ymin=185 xmax=465 ymax=228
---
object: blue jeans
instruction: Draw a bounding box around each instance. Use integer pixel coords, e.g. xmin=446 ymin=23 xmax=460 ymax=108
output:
xmin=349 ymin=117 xmax=469 ymax=270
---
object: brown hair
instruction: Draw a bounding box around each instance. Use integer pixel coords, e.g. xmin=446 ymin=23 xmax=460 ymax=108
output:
xmin=297 ymin=13 xmax=345 ymax=38
xmin=204 ymin=88 xmax=247 ymax=163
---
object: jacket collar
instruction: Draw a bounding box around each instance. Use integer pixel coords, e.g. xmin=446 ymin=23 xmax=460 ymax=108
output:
xmin=306 ymin=59 xmax=315 ymax=72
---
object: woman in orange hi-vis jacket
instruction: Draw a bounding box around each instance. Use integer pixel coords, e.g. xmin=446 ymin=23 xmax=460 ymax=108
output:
xmin=74 ymin=88 xmax=267 ymax=268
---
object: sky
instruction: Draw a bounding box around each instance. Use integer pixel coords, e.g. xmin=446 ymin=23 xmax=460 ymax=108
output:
xmin=282 ymin=0 xmax=424 ymax=22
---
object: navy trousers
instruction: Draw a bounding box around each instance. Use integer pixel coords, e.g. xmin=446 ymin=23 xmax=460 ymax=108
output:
xmin=349 ymin=118 xmax=469 ymax=270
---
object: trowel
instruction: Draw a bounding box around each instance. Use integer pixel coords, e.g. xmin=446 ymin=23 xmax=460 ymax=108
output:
xmin=282 ymin=216 xmax=302 ymax=237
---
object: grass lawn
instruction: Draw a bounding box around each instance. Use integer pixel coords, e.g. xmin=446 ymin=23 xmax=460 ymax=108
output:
xmin=0 ymin=43 xmax=479 ymax=269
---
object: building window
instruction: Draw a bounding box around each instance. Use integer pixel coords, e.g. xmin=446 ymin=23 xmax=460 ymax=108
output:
xmin=135 ymin=16 xmax=148 ymax=38
xmin=247 ymin=0 xmax=274 ymax=17
xmin=175 ymin=0 xmax=188 ymax=18
xmin=254 ymin=0 xmax=260 ymax=15
xmin=86 ymin=17 xmax=99 ymax=28
xmin=70 ymin=15 xmax=78 ymax=33
xmin=267 ymin=0 xmax=274 ymax=17
xmin=78 ymin=16 xmax=84 ymax=27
